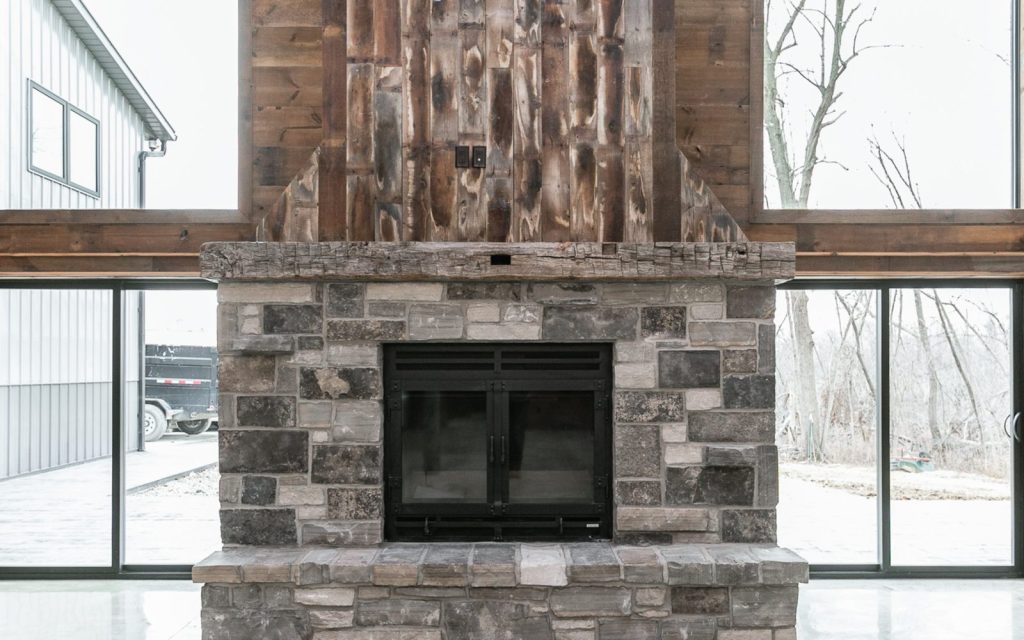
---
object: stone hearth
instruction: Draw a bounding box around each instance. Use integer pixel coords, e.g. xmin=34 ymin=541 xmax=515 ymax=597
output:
xmin=194 ymin=241 xmax=805 ymax=640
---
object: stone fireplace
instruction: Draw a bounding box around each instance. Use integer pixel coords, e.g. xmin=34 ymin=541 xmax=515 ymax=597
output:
xmin=193 ymin=241 xmax=807 ymax=640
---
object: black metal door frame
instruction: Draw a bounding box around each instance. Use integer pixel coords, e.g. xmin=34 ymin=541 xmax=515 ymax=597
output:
xmin=780 ymin=279 xmax=1024 ymax=579
xmin=0 ymin=278 xmax=215 ymax=580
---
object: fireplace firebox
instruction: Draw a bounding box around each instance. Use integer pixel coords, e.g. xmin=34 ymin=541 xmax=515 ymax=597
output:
xmin=383 ymin=343 xmax=613 ymax=541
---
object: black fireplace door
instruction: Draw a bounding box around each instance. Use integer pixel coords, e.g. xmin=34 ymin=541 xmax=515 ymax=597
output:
xmin=384 ymin=344 xmax=612 ymax=541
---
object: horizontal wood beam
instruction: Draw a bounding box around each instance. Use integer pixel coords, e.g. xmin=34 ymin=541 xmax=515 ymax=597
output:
xmin=0 ymin=210 xmax=247 ymax=224
xmin=796 ymin=254 xmax=1024 ymax=277
xmin=200 ymin=241 xmax=796 ymax=281
xmin=0 ymin=223 xmax=253 ymax=254
xmin=746 ymin=223 xmax=1024 ymax=254
xmin=0 ymin=255 xmax=201 ymax=276
xmin=756 ymin=209 xmax=1024 ymax=225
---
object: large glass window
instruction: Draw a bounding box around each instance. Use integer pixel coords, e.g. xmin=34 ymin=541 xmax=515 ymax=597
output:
xmin=29 ymin=86 xmax=65 ymax=179
xmin=69 ymin=110 xmax=99 ymax=193
xmin=763 ymin=0 xmax=1013 ymax=209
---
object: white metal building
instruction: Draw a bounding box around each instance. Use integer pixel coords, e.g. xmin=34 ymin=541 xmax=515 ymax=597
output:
xmin=0 ymin=0 xmax=176 ymax=208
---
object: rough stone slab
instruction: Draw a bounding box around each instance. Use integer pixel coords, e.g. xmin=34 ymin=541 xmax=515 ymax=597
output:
xmin=201 ymin=243 xmax=796 ymax=281
xmin=748 ymin=546 xmax=809 ymax=584
xmin=550 ymin=587 xmax=631 ymax=617
xmin=366 ymin=282 xmax=444 ymax=301
xmin=201 ymin=609 xmax=311 ymax=639
xmin=315 ymin=630 xmax=441 ymax=640
xmin=705 ymin=545 xmax=761 ymax=585
xmin=614 ymin=547 xmax=665 ymax=583
xmin=355 ymin=599 xmax=441 ymax=626
xmin=221 ymin=509 xmax=297 ymax=545
xmin=302 ymin=522 xmax=382 ymax=547
xmin=229 ymin=335 xmax=296 ymax=354
xmin=218 ymin=283 xmax=316 ymax=303
xmin=420 ymin=544 xmax=472 ymax=586
xmin=520 ymin=545 xmax=568 ymax=586
xmin=598 ymin=620 xmax=659 ymax=640
xmin=661 ymin=546 xmax=715 ymax=586
xmin=470 ymin=544 xmax=517 ymax=587
xmin=443 ymin=600 xmax=551 ymax=640
xmin=616 ymin=507 xmax=712 ymax=533
xmin=566 ymin=544 xmax=622 ymax=583
xmin=730 ymin=586 xmax=799 ymax=628
xmin=293 ymin=587 xmax=356 ymax=607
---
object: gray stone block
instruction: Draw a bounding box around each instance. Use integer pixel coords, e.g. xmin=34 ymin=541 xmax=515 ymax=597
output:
xmin=200 ymin=609 xmax=311 ymax=640
xmin=670 ymin=587 xmax=729 ymax=614
xmin=326 ymin=283 xmax=364 ymax=317
xmin=758 ymin=324 xmax=775 ymax=374
xmin=748 ymin=547 xmax=809 ymax=585
xmin=219 ymin=355 xmax=276 ymax=393
xmin=297 ymin=336 xmax=324 ymax=351
xmin=706 ymin=545 xmax=761 ymax=585
xmin=755 ymin=445 xmax=780 ymax=508
xmin=662 ymin=546 xmax=714 ymax=585
xmin=470 ymin=545 xmax=516 ymax=587
xmin=723 ymin=349 xmax=758 ymax=373
xmin=688 ymin=322 xmax=757 ymax=347
xmin=665 ymin=466 xmax=755 ymax=506
xmin=528 ymin=283 xmax=598 ymax=304
xmin=326 ymin=320 xmax=406 ymax=341
xmin=614 ymin=547 xmax=664 ymax=583
xmin=723 ymin=375 xmax=775 ymax=409
xmin=615 ymin=480 xmax=662 ymax=505
xmin=615 ymin=391 xmax=686 ymax=423
xmin=356 ymin=599 xmax=441 ymax=626
xmin=367 ymin=301 xmax=406 ymax=317
xmin=641 ymin=307 xmax=687 ymax=339
xmin=373 ymin=545 xmax=426 ymax=586
xmin=727 ymin=286 xmax=776 ymax=319
xmin=263 ymin=305 xmax=323 ymax=334
xmin=300 ymin=367 xmax=380 ymax=400
xmin=220 ymin=508 xmax=297 ymax=545
xmin=730 ymin=586 xmax=799 ymax=628
xmin=704 ymin=445 xmax=759 ymax=467
xmin=409 ymin=304 xmax=465 ymax=340
xmin=231 ymin=584 xmax=262 ymax=608
xmin=567 ymin=544 xmax=621 ymax=583
xmin=240 ymin=476 xmax=277 ymax=506
xmin=302 ymin=521 xmax=382 ymax=546
xmin=332 ymin=400 xmax=383 ymax=443
xmin=443 ymin=601 xmax=551 ymax=640
xmin=601 ymin=283 xmax=668 ymax=304
xmin=614 ymin=425 xmax=661 ymax=477
xmin=202 ymin=585 xmax=231 ymax=608
xmin=599 ymin=620 xmax=659 ymax=640
xmin=658 ymin=351 xmax=720 ymax=388
xmin=327 ymin=487 xmax=383 ymax=519
xmin=543 ymin=306 xmax=639 ymax=340
xmin=311 ymin=445 xmax=381 ymax=484
xmin=670 ymin=283 xmax=725 ymax=304
xmin=220 ymin=430 xmax=309 ymax=474
xmin=422 ymin=544 xmax=472 ymax=586
xmin=447 ymin=282 xmax=522 ymax=300
xmin=237 ymin=396 xmax=295 ymax=427
xmin=263 ymin=585 xmax=294 ymax=609
xmin=616 ymin=508 xmax=712 ymax=533
xmin=308 ymin=609 xmax=354 ymax=629
xmin=660 ymin=619 xmax=717 ymax=640
xmin=230 ymin=335 xmax=296 ymax=354
xmin=721 ymin=509 xmax=777 ymax=543
xmin=688 ymin=412 xmax=774 ymax=443
xmin=550 ymin=587 xmax=631 ymax=617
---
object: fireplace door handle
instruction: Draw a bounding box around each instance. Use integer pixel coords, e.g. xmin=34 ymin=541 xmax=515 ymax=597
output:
xmin=1014 ymin=413 xmax=1022 ymax=442
xmin=500 ymin=436 xmax=507 ymax=463
xmin=489 ymin=436 xmax=495 ymax=463
xmin=1004 ymin=414 xmax=1013 ymax=439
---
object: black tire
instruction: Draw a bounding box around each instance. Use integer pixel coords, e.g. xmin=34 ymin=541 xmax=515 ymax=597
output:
xmin=177 ymin=418 xmax=212 ymax=436
xmin=143 ymin=404 xmax=168 ymax=442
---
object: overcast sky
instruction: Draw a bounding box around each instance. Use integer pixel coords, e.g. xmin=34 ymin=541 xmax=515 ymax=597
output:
xmin=765 ymin=0 xmax=1013 ymax=209
xmin=83 ymin=0 xmax=237 ymax=209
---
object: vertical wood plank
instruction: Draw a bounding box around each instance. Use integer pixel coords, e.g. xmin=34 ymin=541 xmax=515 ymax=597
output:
xmin=319 ymin=0 xmax=347 ymax=241
xmin=488 ymin=68 xmax=514 ymax=176
xmin=622 ymin=0 xmax=650 ymax=66
xmin=377 ymin=202 xmax=403 ymax=240
xmin=403 ymin=40 xmax=431 ymax=147
xmin=404 ymin=147 xmax=431 ymax=240
xmin=597 ymin=0 xmax=624 ymax=41
xmin=485 ymin=176 xmax=512 ymax=241
xmin=597 ymin=42 xmax=623 ymax=147
xmin=431 ymin=34 xmax=459 ymax=145
xmin=514 ymin=0 xmax=542 ymax=46
xmin=485 ymin=0 xmax=514 ymax=68
xmin=459 ymin=28 xmax=488 ymax=138
xmin=347 ymin=1 xmax=374 ymax=59
xmin=347 ymin=174 xmax=376 ymax=240
xmin=346 ymin=63 xmax=375 ymax=171
xmin=456 ymin=167 xmax=487 ymax=240
xmin=569 ymin=31 xmax=598 ymax=140
xmin=375 ymin=0 xmax=401 ymax=64
xmin=432 ymin=0 xmax=459 ymax=31
xmin=541 ymin=0 xmax=571 ymax=241
xmin=651 ymin=0 xmax=679 ymax=241
xmin=624 ymin=64 xmax=651 ymax=137
xmin=512 ymin=47 xmax=542 ymax=241
xmin=570 ymin=143 xmax=598 ymax=240
xmin=374 ymin=84 xmax=403 ymax=211
xmin=429 ymin=147 xmax=456 ymax=240
xmin=403 ymin=0 xmax=432 ymax=37
xmin=459 ymin=0 xmax=486 ymax=26
xmin=596 ymin=147 xmax=624 ymax=241
xmin=625 ymin=139 xmax=652 ymax=242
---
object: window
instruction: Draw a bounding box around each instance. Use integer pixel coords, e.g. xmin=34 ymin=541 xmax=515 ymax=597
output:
xmin=384 ymin=344 xmax=613 ymax=542
xmin=28 ymin=82 xmax=100 ymax=196
xmin=763 ymin=0 xmax=1013 ymax=209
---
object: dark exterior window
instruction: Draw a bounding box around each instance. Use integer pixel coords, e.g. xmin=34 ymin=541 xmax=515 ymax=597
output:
xmin=384 ymin=344 xmax=612 ymax=542
xmin=28 ymin=81 xmax=100 ymax=196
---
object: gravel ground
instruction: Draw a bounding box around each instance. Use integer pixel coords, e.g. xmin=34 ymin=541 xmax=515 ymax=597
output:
xmin=781 ymin=462 xmax=1011 ymax=500
xmin=135 ymin=467 xmax=218 ymax=498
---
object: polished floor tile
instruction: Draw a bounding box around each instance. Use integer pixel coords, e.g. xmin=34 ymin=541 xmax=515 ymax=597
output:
xmin=1 ymin=578 xmax=1023 ymax=639
xmin=0 ymin=581 xmax=201 ymax=640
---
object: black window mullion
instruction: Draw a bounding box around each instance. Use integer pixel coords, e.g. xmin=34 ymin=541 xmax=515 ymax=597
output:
xmin=111 ymin=285 xmax=125 ymax=571
xmin=878 ymin=286 xmax=892 ymax=572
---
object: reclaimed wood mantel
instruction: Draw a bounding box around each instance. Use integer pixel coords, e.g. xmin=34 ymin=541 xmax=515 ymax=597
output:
xmin=199 ymin=242 xmax=795 ymax=281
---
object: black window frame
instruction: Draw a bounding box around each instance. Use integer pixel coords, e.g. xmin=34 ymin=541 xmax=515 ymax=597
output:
xmin=27 ymin=80 xmax=102 ymax=198
xmin=383 ymin=343 xmax=613 ymax=542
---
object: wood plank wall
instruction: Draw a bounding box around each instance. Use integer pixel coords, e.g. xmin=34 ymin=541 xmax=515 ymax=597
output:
xmin=254 ymin=0 xmax=746 ymax=243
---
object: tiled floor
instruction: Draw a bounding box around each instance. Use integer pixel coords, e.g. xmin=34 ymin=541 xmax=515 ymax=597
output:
xmin=1 ymin=579 xmax=1023 ymax=640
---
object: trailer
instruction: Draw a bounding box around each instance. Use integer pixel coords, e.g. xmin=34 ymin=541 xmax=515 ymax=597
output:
xmin=143 ymin=344 xmax=218 ymax=441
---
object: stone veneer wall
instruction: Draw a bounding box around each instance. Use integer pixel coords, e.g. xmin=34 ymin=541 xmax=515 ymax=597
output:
xmin=215 ymin=279 xmax=779 ymax=546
